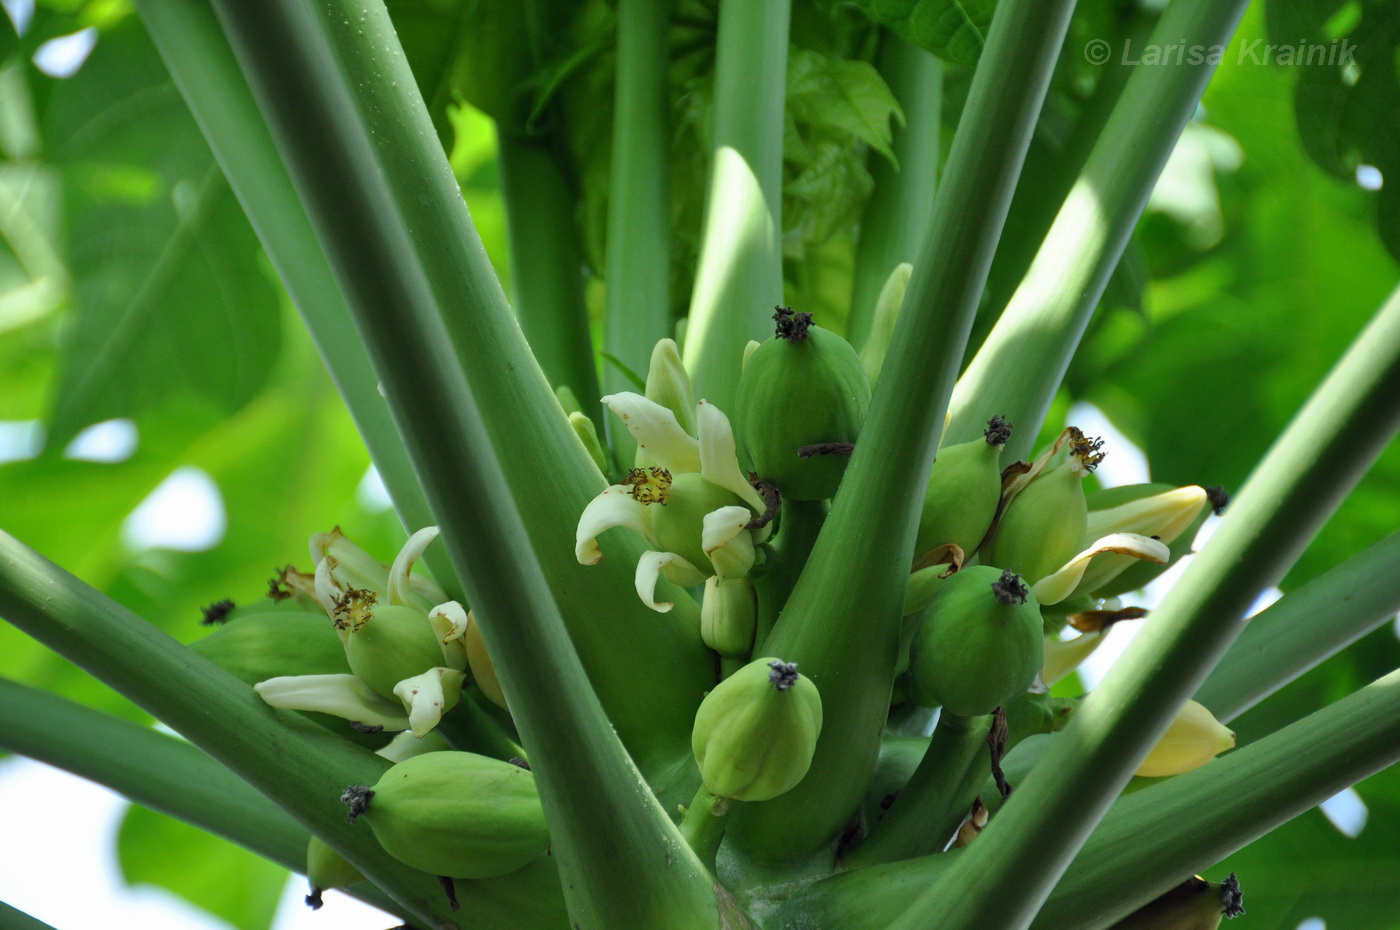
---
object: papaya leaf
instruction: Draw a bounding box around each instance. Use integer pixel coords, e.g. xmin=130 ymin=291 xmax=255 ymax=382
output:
xmin=849 ymin=0 xmax=996 ymax=68
xmin=41 ymin=21 xmax=281 ymax=446
xmin=117 ymin=803 xmax=289 ymax=930
xmin=1271 ymin=0 xmax=1400 ymax=262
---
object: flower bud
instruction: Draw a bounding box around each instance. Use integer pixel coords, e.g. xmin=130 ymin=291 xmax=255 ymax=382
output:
xmin=1136 ymin=700 xmax=1235 ymax=778
xmin=643 ymin=337 xmax=697 ymax=437
xmin=1074 ymin=484 xmax=1209 ymax=597
xmin=701 ymin=576 xmax=757 ymax=656
xmin=692 ymin=657 xmax=823 ymax=801
xmin=464 ymin=610 xmax=508 ymax=710
xmin=984 ymin=453 xmax=1091 ymax=585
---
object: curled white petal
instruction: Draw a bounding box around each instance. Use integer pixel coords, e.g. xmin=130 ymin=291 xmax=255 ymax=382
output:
xmin=602 ymin=392 xmax=702 ymax=474
xmin=409 ymin=574 xmax=449 ymax=610
xmin=255 ymin=674 xmax=408 ymax=729
xmin=389 ymin=526 xmax=440 ymax=607
xmin=309 ymin=531 xmax=330 ymax=566
xmin=313 ymin=556 xmax=346 ymax=637
xmin=1042 ymin=631 xmax=1107 ymax=686
xmin=393 ymin=668 xmax=466 ymax=737
xmin=428 ymin=601 xmax=470 ymax=669
xmin=1032 ymin=533 xmax=1171 ymax=605
xmin=1087 ymin=486 xmax=1208 ymax=543
xmin=576 ymin=485 xmax=656 ymax=565
xmin=324 ymin=527 xmax=390 ymax=592
xmin=635 ymin=550 xmax=704 ymax=612
xmin=696 ymin=400 xmax=767 ymax=515
xmin=702 ymin=506 xmax=757 ymax=579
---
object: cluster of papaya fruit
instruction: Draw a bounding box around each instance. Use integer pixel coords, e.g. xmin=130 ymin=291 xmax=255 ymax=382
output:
xmin=583 ymin=306 xmax=1236 ymax=855
xmin=189 ymin=527 xmax=535 ymax=907
xmin=187 ymin=305 xmax=1238 ymax=917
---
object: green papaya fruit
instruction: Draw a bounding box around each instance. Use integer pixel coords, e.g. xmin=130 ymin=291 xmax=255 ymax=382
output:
xmin=346 ymin=604 xmax=461 ymax=701
xmin=735 ymin=308 xmax=871 ymax=501
xmin=650 ymin=472 xmax=744 ymax=572
xmin=914 ymin=416 xmax=1012 ymax=558
xmin=1108 ymin=873 xmax=1244 ymax=929
xmin=907 ymin=566 xmax=1043 ymax=717
xmin=191 ymin=611 xmax=384 ymax=748
xmin=345 ymin=751 xmax=549 ymax=879
xmin=692 ymin=657 xmax=823 ymax=801
xmin=983 ymin=461 xmax=1089 ymax=585
xmin=304 ymin=834 xmax=363 ymax=909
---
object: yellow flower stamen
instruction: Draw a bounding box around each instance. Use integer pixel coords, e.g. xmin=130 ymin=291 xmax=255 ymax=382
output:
xmin=332 ymin=587 xmax=378 ymax=632
xmin=623 ymin=466 xmax=673 ymax=505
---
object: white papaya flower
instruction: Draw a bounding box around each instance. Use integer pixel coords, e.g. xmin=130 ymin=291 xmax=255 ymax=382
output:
xmin=576 ymin=394 xmax=770 ymax=612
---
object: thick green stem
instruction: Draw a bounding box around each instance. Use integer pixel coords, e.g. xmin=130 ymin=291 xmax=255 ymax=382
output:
xmin=848 ymin=36 xmax=941 ymax=350
xmin=776 ymin=667 xmax=1400 ymax=930
xmin=203 ymin=1 xmax=735 ymax=922
xmin=0 ymin=533 xmax=464 ymax=925
xmin=844 ymin=712 xmax=990 ymax=867
xmin=226 ymin=0 xmax=712 ymax=773
xmin=753 ymin=499 xmax=826 ymax=652
xmin=944 ymin=0 xmax=1250 ymax=461
xmin=1194 ymin=529 xmax=1400 ymax=722
xmin=889 ymin=283 xmax=1400 ymax=930
xmin=683 ymin=0 xmax=790 ymax=409
xmin=603 ymin=0 xmax=673 ymax=463
xmin=1029 ymin=667 xmax=1400 ymax=929
xmin=680 ymin=786 xmax=733 ymax=873
xmin=435 ymin=688 xmax=527 ymax=762
xmin=0 ymin=901 xmax=56 ymax=930
xmin=0 ymin=677 xmax=406 ymax=915
xmin=726 ymin=0 xmax=1076 ymax=866
xmin=131 ymin=0 xmax=446 ymax=584
xmin=498 ymin=133 xmax=601 ymax=417
xmin=0 ymin=677 xmax=300 ymax=868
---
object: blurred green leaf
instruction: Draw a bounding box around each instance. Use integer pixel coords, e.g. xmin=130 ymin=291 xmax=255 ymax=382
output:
xmin=1215 ymin=625 xmax=1400 ymax=928
xmin=1270 ymin=0 xmax=1400 ymax=263
xmin=117 ymin=803 xmax=287 ymax=930
xmin=41 ymin=20 xmax=281 ymax=445
xmin=848 ymin=0 xmax=995 ymax=67
xmin=1070 ymin=5 xmax=1398 ymax=587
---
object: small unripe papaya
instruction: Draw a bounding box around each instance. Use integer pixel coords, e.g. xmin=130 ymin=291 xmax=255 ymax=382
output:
xmin=983 ymin=458 xmax=1090 ymax=585
xmin=304 ymin=834 xmax=363 ymax=909
xmin=346 ymin=604 xmax=462 ymax=701
xmin=907 ymin=566 xmax=1043 ymax=717
xmin=692 ymin=658 xmax=823 ymax=801
xmin=344 ymin=751 xmax=548 ymax=879
xmin=192 ymin=611 xmax=383 ymax=748
xmin=735 ymin=308 xmax=871 ymax=501
xmin=915 ymin=417 xmax=1012 ymax=558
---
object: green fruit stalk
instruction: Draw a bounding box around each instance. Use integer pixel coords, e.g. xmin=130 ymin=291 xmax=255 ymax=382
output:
xmin=907 ymin=567 xmax=1043 ymax=717
xmin=914 ymin=416 xmax=1013 ymax=559
xmin=343 ymin=750 xmax=549 ymax=879
xmin=692 ymin=657 xmax=824 ymax=801
xmin=735 ymin=307 xmax=871 ymax=501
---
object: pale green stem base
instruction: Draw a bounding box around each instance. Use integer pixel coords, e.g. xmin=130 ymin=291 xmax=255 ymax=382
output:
xmin=679 ymin=785 xmax=734 ymax=873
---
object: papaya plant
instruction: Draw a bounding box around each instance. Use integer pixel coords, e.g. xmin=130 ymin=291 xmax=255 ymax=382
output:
xmin=2 ymin=0 xmax=1400 ymax=928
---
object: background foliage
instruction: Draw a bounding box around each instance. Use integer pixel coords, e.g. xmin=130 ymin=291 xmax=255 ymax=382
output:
xmin=0 ymin=0 xmax=1396 ymax=926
